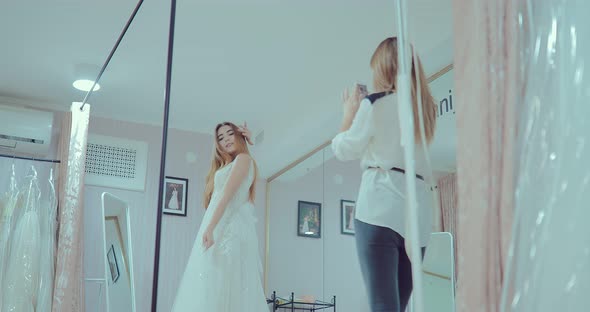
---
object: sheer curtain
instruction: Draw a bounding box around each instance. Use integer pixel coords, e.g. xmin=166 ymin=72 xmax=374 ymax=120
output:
xmin=53 ymin=103 xmax=91 ymax=312
xmin=452 ymin=1 xmax=519 ymax=311
xmin=437 ymin=173 xmax=458 ymax=281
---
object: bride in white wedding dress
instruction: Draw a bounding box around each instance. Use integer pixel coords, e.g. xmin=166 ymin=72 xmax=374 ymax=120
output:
xmin=172 ymin=122 xmax=268 ymax=312
xmin=168 ymin=187 xmax=179 ymax=210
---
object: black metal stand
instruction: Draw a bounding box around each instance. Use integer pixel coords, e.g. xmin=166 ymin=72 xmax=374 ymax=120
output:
xmin=269 ymin=291 xmax=336 ymax=312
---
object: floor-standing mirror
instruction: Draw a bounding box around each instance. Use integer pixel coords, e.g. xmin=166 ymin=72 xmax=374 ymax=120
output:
xmin=422 ymin=232 xmax=456 ymax=312
xmin=100 ymin=192 xmax=136 ymax=312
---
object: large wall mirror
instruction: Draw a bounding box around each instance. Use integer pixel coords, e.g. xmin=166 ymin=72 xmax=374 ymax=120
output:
xmin=153 ymin=0 xmax=457 ymax=311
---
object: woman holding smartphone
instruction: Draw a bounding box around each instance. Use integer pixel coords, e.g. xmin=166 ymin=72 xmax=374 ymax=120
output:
xmin=331 ymin=37 xmax=437 ymax=312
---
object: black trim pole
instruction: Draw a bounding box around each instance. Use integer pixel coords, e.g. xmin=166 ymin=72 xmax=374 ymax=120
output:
xmin=151 ymin=0 xmax=177 ymax=310
xmin=79 ymin=0 xmax=145 ymax=111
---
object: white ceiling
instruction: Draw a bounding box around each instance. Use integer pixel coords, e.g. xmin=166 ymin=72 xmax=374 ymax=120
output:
xmin=0 ymin=0 xmax=453 ymax=178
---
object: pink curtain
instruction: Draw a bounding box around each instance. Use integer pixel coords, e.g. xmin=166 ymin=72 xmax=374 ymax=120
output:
xmin=53 ymin=103 xmax=90 ymax=312
xmin=437 ymin=173 xmax=458 ymax=281
xmin=452 ymin=1 xmax=519 ymax=311
xmin=437 ymin=173 xmax=457 ymax=236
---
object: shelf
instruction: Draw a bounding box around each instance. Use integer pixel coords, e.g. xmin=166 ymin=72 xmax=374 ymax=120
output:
xmin=269 ymin=291 xmax=336 ymax=312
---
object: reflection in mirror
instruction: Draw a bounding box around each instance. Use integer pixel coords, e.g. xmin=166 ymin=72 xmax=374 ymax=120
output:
xmin=101 ymin=192 xmax=136 ymax=312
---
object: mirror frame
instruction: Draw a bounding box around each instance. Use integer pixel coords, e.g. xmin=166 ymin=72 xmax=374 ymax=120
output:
xmin=421 ymin=231 xmax=456 ymax=312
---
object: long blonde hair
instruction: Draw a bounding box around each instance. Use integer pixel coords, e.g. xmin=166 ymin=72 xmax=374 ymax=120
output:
xmin=370 ymin=37 xmax=437 ymax=143
xmin=203 ymin=122 xmax=258 ymax=209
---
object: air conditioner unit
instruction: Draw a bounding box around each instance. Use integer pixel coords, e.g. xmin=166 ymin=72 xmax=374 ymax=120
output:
xmin=0 ymin=104 xmax=54 ymax=156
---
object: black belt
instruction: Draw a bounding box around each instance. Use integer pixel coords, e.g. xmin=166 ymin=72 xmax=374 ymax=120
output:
xmin=368 ymin=166 xmax=424 ymax=181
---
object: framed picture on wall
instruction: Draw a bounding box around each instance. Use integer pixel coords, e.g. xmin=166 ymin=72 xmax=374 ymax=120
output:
xmin=297 ymin=201 xmax=321 ymax=238
xmin=341 ymin=200 xmax=356 ymax=235
xmin=107 ymin=244 xmax=120 ymax=283
xmin=163 ymin=176 xmax=189 ymax=216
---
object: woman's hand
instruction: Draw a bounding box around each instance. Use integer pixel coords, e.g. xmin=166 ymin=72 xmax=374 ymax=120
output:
xmin=202 ymin=226 xmax=215 ymax=250
xmin=339 ymin=84 xmax=367 ymax=132
xmin=238 ymin=122 xmax=254 ymax=145
xmin=342 ymin=85 xmax=363 ymax=119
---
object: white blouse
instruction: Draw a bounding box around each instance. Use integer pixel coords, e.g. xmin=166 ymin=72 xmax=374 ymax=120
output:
xmin=331 ymin=92 xmax=434 ymax=247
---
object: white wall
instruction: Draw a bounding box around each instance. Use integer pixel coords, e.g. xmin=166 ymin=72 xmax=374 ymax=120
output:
xmin=322 ymin=156 xmax=369 ymax=311
xmin=268 ymin=160 xmax=325 ymax=301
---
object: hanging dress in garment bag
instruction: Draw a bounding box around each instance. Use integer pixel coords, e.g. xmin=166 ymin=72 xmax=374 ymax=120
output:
xmin=0 ymin=165 xmax=20 ymax=309
xmin=37 ymin=169 xmax=57 ymax=312
xmin=2 ymin=169 xmax=42 ymax=312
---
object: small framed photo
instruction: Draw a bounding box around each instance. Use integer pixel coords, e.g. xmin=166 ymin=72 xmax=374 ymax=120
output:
xmin=341 ymin=200 xmax=356 ymax=235
xmin=163 ymin=176 xmax=188 ymax=216
xmin=107 ymin=244 xmax=120 ymax=283
xmin=297 ymin=201 xmax=321 ymax=238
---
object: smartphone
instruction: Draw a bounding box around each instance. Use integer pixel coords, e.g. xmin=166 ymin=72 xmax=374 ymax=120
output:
xmin=357 ymin=83 xmax=368 ymax=96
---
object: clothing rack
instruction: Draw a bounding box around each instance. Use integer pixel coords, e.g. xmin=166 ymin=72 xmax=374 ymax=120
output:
xmin=269 ymin=291 xmax=336 ymax=311
xmin=0 ymin=153 xmax=61 ymax=164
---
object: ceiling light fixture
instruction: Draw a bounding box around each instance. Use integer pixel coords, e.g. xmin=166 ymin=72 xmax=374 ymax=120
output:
xmin=73 ymin=64 xmax=101 ymax=92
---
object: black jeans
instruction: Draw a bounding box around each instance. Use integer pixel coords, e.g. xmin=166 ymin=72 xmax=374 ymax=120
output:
xmin=355 ymin=219 xmax=425 ymax=312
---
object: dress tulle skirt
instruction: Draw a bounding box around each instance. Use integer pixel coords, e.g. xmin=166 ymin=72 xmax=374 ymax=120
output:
xmin=171 ymin=202 xmax=268 ymax=312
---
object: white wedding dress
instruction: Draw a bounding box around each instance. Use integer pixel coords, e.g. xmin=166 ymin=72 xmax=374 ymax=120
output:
xmin=171 ymin=159 xmax=268 ymax=312
xmin=168 ymin=189 xmax=179 ymax=210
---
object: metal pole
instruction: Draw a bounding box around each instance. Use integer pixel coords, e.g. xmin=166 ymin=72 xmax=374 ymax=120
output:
xmin=394 ymin=1 xmax=425 ymax=312
xmin=150 ymin=0 xmax=177 ymax=310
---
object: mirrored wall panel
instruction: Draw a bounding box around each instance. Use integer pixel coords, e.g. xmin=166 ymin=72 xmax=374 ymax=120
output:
xmin=267 ymin=151 xmax=326 ymax=303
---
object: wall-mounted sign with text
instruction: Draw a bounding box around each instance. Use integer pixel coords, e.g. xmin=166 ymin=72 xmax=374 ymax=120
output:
xmin=428 ymin=68 xmax=457 ymax=172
